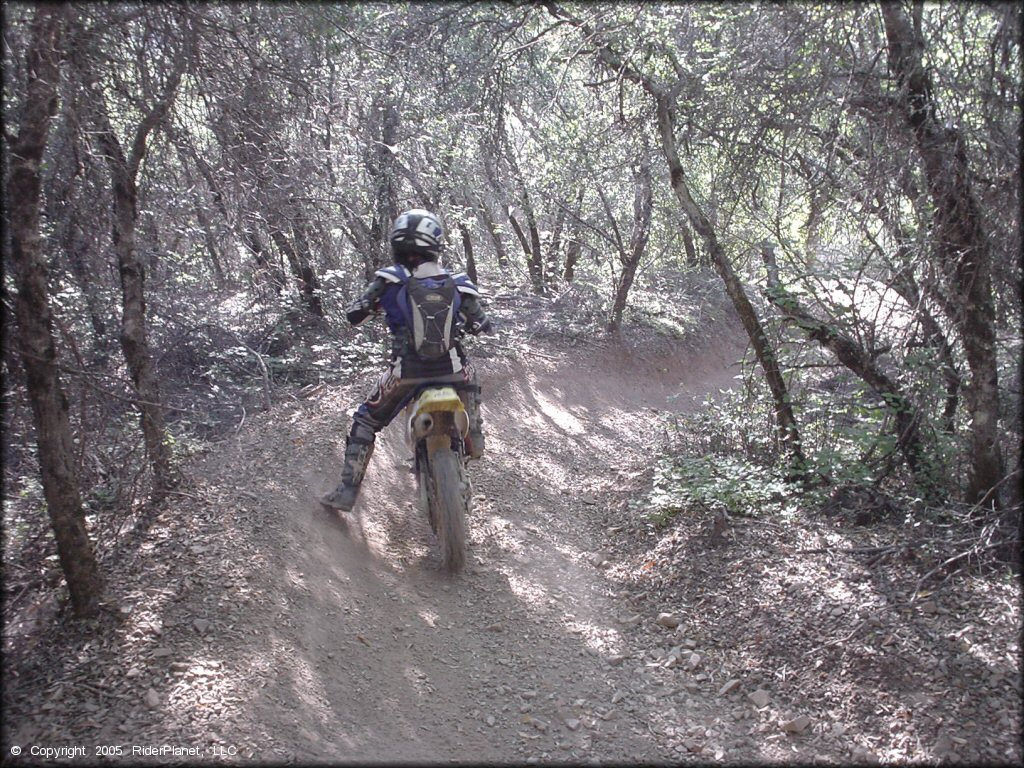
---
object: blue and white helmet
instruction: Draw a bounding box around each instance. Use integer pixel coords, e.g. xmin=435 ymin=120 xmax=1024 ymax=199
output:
xmin=389 ymin=208 xmax=444 ymax=263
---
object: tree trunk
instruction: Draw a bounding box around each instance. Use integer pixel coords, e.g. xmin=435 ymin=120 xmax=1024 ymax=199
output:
xmin=654 ymin=85 xmax=805 ymax=470
xmin=889 ymin=261 xmax=960 ymax=433
xmin=508 ymin=210 xmax=546 ymax=293
xmin=867 ymin=192 xmax=962 ymax=435
xmin=548 ymin=201 xmax=568 ymax=289
xmin=172 ymin=127 xmax=237 ymax=287
xmin=475 ymin=196 xmax=510 ymax=269
xmin=172 ymin=141 xmax=227 ymax=287
xmin=291 ymin=219 xmax=325 ymax=318
xmin=367 ymin=94 xmax=400 ymax=269
xmin=555 ymin=187 xmax=585 ymax=283
xmin=242 ymin=218 xmax=284 ymax=296
xmin=563 ymin=239 xmax=582 ymax=283
xmin=645 ymin=87 xmax=805 ymax=470
xmin=458 ymin=222 xmax=478 ymax=284
xmin=50 ymin=102 xmax=109 ymax=356
xmin=880 ymin=3 xmax=1004 ymax=506
xmin=270 ymin=222 xmax=324 ymax=319
xmin=192 ymin=193 xmax=227 ymax=287
xmin=659 ymin=107 xmax=804 ymax=474
xmin=102 ymin=129 xmax=175 ymax=496
xmin=498 ymin=117 xmax=547 ymax=295
xmin=84 ymin=47 xmax=181 ymax=497
xmin=508 ymin=209 xmax=546 ymax=295
xmin=609 ymin=157 xmax=653 ymax=331
xmin=7 ymin=5 xmax=104 ymax=617
xmin=62 ymin=213 xmax=109 ymax=353
xmin=527 ymin=216 xmax=545 ymax=294
xmin=680 ymin=218 xmax=699 ymax=269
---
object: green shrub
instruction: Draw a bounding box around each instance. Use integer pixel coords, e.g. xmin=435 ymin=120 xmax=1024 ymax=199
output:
xmin=644 ymin=453 xmax=798 ymax=526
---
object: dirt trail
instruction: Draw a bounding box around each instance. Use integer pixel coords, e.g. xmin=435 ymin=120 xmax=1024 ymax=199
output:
xmin=173 ymin=328 xmax=741 ymax=763
xmin=1 ymin=325 xmax=744 ymax=765
xmin=4 ymin=322 xmax=1020 ymax=765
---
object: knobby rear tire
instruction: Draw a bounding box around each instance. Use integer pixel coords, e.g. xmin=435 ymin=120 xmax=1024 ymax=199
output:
xmin=430 ymin=447 xmax=467 ymax=574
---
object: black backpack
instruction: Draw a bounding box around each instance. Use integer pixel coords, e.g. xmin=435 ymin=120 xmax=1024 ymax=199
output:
xmin=400 ymin=275 xmax=460 ymax=360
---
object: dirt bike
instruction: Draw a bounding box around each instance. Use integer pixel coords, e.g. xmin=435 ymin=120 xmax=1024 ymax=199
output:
xmin=405 ymin=384 xmax=474 ymax=573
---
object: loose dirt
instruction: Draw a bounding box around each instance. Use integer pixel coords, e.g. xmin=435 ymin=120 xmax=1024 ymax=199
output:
xmin=3 ymin=318 xmax=1019 ymax=765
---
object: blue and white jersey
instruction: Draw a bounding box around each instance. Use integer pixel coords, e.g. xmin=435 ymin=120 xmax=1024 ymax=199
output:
xmin=352 ymin=262 xmax=488 ymax=377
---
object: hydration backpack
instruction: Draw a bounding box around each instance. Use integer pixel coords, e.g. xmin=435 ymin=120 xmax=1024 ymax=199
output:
xmin=401 ymin=275 xmax=460 ymax=360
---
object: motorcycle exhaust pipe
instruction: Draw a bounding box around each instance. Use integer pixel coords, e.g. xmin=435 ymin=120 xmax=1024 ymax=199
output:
xmin=411 ymin=413 xmax=434 ymax=439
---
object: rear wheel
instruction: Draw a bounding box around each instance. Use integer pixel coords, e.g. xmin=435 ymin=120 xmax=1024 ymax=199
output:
xmin=430 ymin=447 xmax=468 ymax=573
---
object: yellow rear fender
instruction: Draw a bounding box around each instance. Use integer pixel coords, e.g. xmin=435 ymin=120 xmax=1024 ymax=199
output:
xmin=412 ymin=386 xmax=466 ymax=415
xmin=406 ymin=386 xmax=469 ymax=443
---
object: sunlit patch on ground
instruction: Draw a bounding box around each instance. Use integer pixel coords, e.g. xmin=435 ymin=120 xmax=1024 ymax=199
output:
xmin=562 ymin=619 xmax=626 ymax=655
xmin=533 ymin=391 xmax=586 ymax=435
xmin=501 ymin=571 xmax=550 ymax=605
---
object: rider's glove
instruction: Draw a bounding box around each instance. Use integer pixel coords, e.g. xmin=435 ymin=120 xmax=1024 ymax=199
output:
xmin=346 ymin=296 xmax=377 ymax=326
xmin=466 ymin=318 xmax=493 ymax=335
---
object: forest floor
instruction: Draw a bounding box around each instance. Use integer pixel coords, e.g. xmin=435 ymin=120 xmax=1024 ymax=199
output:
xmin=2 ymin=294 xmax=1021 ymax=765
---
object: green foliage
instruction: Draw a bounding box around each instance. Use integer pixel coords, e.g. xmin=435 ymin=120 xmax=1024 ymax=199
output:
xmin=162 ymin=427 xmax=207 ymax=463
xmin=643 ymin=453 xmax=797 ymax=526
xmin=658 ymin=344 xmax=967 ymax=516
xmin=667 ymin=386 xmax=779 ymax=465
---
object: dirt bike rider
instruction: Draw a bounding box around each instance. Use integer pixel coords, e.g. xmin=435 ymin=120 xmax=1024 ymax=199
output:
xmin=321 ymin=208 xmax=492 ymax=512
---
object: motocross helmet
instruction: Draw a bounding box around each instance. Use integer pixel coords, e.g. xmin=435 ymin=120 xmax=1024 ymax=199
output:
xmin=389 ymin=208 xmax=443 ymax=269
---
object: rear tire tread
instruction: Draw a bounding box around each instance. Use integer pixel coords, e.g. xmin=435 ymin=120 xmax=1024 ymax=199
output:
xmin=430 ymin=447 xmax=468 ymax=574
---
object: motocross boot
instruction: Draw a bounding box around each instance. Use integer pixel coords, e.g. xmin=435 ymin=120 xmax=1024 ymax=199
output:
xmin=321 ymin=421 xmax=376 ymax=511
